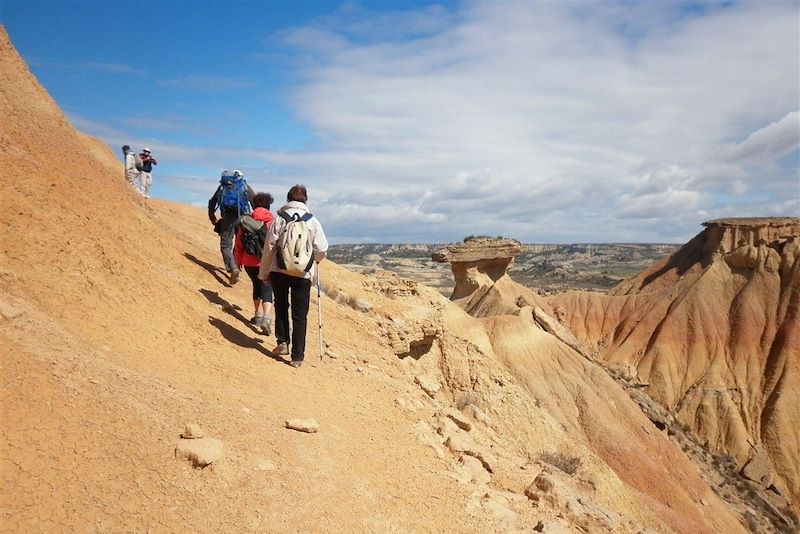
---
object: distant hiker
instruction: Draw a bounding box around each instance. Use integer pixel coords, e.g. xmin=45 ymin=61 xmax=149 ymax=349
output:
xmin=136 ymin=146 xmax=157 ymax=198
xmin=259 ymin=185 xmax=328 ymax=368
xmin=234 ymin=192 xmax=275 ymax=335
xmin=208 ymin=169 xmax=255 ymax=285
xmin=121 ymin=145 xmax=142 ymax=194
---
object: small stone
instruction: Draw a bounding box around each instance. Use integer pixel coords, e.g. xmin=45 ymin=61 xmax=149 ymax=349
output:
xmin=414 ymin=375 xmax=441 ymax=398
xmin=357 ymin=367 xmax=364 ymax=373
xmin=88 ymin=378 xmax=101 ymax=385
xmin=534 ymin=519 xmax=571 ymax=533
xmin=175 ymin=437 xmax=224 ymax=468
xmin=0 ymin=301 xmax=24 ymax=320
xmin=181 ymin=424 xmax=205 ymax=439
xmin=353 ymin=298 xmax=373 ymax=312
xmin=241 ymin=407 xmax=252 ymax=414
xmin=285 ymin=418 xmax=319 ymax=433
xmin=254 ymin=457 xmax=275 ymax=471
xmin=325 ymin=349 xmax=338 ymax=359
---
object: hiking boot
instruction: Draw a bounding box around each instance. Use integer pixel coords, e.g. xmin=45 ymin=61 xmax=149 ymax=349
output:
xmin=250 ymin=313 xmax=264 ymax=325
xmin=229 ymin=269 xmax=240 ymax=285
xmin=260 ymin=316 xmax=272 ymax=336
xmin=289 ymin=360 xmax=303 ymax=368
xmin=275 ymin=342 xmax=289 ymax=355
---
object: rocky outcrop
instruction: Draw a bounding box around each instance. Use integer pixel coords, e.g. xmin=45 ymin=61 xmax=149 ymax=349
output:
xmin=611 ymin=217 xmax=799 ymax=295
xmin=549 ymin=218 xmax=800 ymax=512
xmin=432 ymin=238 xmax=523 ymax=300
xmin=433 ymin=238 xmax=553 ymax=317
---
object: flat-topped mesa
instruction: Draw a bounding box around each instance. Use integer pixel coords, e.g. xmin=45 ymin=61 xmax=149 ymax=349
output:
xmin=702 ymin=217 xmax=800 ymax=273
xmin=433 ymin=238 xmax=522 ymax=300
xmin=703 ymin=217 xmax=799 ymax=254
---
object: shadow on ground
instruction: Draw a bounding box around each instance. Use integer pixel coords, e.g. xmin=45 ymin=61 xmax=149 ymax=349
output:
xmin=201 ymin=289 xmax=288 ymax=366
xmin=184 ymin=252 xmax=230 ymax=287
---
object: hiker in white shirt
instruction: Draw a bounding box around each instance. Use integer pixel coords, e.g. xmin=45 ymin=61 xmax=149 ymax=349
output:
xmin=121 ymin=145 xmax=142 ymax=194
xmin=259 ymin=184 xmax=328 ymax=368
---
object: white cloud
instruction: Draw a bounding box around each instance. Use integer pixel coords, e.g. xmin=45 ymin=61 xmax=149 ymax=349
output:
xmin=81 ymin=2 xmax=799 ymax=243
xmin=722 ymin=111 xmax=800 ymax=164
xmin=259 ymin=1 xmax=798 ymax=242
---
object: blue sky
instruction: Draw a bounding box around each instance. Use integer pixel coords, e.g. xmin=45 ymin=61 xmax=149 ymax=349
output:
xmin=3 ymin=1 xmax=798 ymax=243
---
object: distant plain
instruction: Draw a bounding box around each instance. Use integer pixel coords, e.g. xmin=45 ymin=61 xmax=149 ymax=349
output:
xmin=327 ymin=243 xmax=680 ymax=295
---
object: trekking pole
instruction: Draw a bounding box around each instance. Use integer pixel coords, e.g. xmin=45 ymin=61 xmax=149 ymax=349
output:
xmin=316 ymin=264 xmax=323 ymax=361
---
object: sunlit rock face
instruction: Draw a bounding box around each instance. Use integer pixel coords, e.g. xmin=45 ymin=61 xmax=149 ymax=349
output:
xmin=548 ymin=217 xmax=800 ymax=511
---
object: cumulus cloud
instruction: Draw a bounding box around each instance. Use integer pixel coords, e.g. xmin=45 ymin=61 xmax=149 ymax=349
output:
xmin=722 ymin=111 xmax=800 ymax=164
xmin=83 ymin=2 xmax=798 ymax=243
xmin=257 ymin=1 xmax=798 ymax=242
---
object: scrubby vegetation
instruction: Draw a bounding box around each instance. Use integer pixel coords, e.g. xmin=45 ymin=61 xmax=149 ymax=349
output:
xmin=539 ymin=451 xmax=582 ymax=475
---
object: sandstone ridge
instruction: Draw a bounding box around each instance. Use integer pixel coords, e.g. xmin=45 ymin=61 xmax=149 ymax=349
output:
xmin=549 ymin=218 xmax=800 ymax=516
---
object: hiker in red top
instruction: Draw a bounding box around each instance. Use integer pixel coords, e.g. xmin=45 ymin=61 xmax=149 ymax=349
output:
xmin=234 ymin=192 xmax=275 ymax=335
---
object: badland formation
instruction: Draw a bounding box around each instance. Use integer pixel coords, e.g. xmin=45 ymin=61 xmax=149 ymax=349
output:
xmin=1 ymin=28 xmax=798 ymax=533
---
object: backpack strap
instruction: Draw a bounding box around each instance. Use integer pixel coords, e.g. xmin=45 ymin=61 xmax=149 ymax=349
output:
xmin=278 ymin=211 xmax=313 ymax=223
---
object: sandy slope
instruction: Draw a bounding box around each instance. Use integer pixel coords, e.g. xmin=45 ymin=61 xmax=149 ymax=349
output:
xmin=1 ymin=27 xmax=749 ymax=532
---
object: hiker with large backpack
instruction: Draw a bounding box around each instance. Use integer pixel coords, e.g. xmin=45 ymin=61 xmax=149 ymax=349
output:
xmin=258 ymin=184 xmax=329 ymax=368
xmin=208 ymin=170 xmax=255 ymax=285
xmin=122 ymin=145 xmax=143 ymax=195
xmin=234 ymin=192 xmax=275 ymax=335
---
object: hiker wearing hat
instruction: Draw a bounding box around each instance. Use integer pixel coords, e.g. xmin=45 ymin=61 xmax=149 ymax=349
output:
xmin=121 ymin=145 xmax=141 ymax=194
xmin=208 ymin=170 xmax=255 ymax=285
xmin=258 ymin=184 xmax=328 ymax=368
xmin=137 ymin=147 xmax=157 ymax=198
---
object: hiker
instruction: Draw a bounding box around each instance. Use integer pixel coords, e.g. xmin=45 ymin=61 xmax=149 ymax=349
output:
xmin=259 ymin=184 xmax=328 ymax=368
xmin=208 ymin=170 xmax=255 ymax=285
xmin=121 ymin=145 xmax=142 ymax=194
xmin=137 ymin=146 xmax=157 ymax=198
xmin=234 ymin=192 xmax=275 ymax=335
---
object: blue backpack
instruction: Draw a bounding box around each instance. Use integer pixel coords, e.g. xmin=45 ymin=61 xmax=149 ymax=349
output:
xmin=219 ymin=171 xmax=250 ymax=215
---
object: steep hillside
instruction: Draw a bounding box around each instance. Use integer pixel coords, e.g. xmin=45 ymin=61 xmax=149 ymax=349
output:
xmin=548 ymin=218 xmax=800 ymax=515
xmin=1 ymin=27 xmax=752 ymax=532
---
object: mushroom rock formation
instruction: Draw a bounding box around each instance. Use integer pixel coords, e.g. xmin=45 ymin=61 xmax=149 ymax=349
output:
xmin=433 ymin=238 xmax=548 ymax=317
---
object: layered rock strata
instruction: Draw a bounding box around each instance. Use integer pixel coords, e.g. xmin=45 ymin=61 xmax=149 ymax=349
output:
xmin=432 ymin=238 xmax=553 ymax=316
xmin=549 ymin=218 xmax=800 ymax=511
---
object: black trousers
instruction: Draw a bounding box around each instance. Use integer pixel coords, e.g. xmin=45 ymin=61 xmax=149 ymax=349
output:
xmin=270 ymin=272 xmax=311 ymax=361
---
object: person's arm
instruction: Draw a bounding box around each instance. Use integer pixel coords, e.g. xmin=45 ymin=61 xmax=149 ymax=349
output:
xmin=208 ymin=188 xmax=220 ymax=223
xmin=258 ymin=216 xmax=281 ymax=280
xmin=312 ymin=220 xmax=329 ymax=263
xmin=233 ymin=227 xmax=244 ymax=267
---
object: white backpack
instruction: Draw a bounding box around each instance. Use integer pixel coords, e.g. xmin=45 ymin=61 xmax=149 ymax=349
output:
xmin=276 ymin=210 xmax=315 ymax=275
